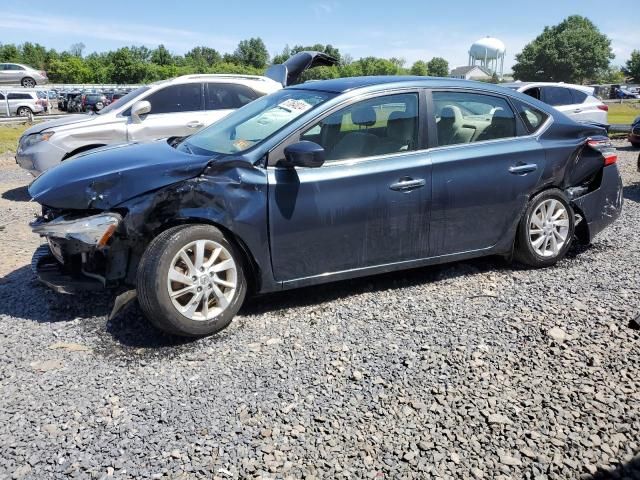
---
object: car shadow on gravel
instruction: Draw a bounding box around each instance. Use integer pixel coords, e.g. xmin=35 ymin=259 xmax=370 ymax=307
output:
xmin=587 ymin=454 xmax=640 ymax=479
xmin=623 ymin=183 xmax=640 ymax=203
xmin=1 ymin=185 xmax=30 ymax=202
xmin=241 ymin=255 xmax=512 ymax=317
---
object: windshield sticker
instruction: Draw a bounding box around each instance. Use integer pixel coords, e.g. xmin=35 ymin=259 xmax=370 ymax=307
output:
xmin=232 ymin=139 xmax=255 ymax=151
xmin=277 ymin=99 xmax=313 ymax=113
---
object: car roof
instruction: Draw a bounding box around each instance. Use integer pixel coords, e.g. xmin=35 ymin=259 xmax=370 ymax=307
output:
xmin=290 ymin=76 xmax=524 ymax=95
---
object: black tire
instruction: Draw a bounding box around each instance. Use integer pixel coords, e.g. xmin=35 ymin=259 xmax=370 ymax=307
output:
xmin=16 ymin=106 xmax=32 ymax=117
xmin=21 ymin=77 xmax=36 ymax=88
xmin=137 ymin=225 xmax=247 ymax=337
xmin=514 ymin=189 xmax=575 ymax=268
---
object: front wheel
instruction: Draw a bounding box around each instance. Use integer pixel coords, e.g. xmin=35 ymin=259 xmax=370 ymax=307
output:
xmin=137 ymin=225 xmax=247 ymax=337
xmin=514 ymin=189 xmax=575 ymax=268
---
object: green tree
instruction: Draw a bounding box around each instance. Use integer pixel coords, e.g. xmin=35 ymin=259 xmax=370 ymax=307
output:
xmin=151 ymin=45 xmax=173 ymax=66
xmin=108 ymin=48 xmax=147 ymax=84
xmin=624 ymin=50 xmax=640 ymax=82
xmin=47 ymin=57 xmax=92 ymax=83
xmin=20 ymin=42 xmax=48 ymax=69
xmin=0 ymin=44 xmax=20 ymax=62
xmin=233 ymin=38 xmax=269 ymax=68
xmin=427 ymin=57 xmax=449 ymax=77
xmin=410 ymin=60 xmax=429 ymax=76
xmin=512 ymin=15 xmax=613 ymax=83
xmin=185 ymin=46 xmax=221 ymax=68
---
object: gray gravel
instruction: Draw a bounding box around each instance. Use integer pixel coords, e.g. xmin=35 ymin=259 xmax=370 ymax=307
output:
xmin=0 ymin=143 xmax=639 ymax=480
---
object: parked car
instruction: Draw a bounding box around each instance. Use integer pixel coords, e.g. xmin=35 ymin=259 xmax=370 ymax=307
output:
xmin=0 ymin=90 xmax=45 ymax=116
xmin=28 ymin=76 xmax=623 ymax=337
xmin=105 ymin=91 xmax=126 ymax=106
xmin=616 ymin=88 xmax=640 ymax=100
xmin=60 ymin=91 xmax=81 ymax=111
xmin=16 ymin=51 xmax=337 ymax=175
xmin=67 ymin=94 xmax=83 ymax=113
xmin=502 ymin=82 xmax=609 ymax=125
xmin=629 ymin=116 xmax=640 ymax=148
xmin=82 ymin=93 xmax=108 ymax=112
xmin=0 ymin=63 xmax=48 ymax=88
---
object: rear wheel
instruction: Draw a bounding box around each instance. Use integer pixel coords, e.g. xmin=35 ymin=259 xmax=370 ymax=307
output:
xmin=514 ymin=189 xmax=575 ymax=268
xmin=137 ymin=225 xmax=247 ymax=337
xmin=21 ymin=77 xmax=36 ymax=88
xmin=16 ymin=106 xmax=32 ymax=117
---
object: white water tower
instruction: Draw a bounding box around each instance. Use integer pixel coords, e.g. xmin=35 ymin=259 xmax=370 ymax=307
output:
xmin=469 ymin=36 xmax=506 ymax=78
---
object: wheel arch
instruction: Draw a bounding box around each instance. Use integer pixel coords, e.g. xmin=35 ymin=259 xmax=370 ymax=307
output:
xmin=62 ymin=144 xmax=107 ymax=161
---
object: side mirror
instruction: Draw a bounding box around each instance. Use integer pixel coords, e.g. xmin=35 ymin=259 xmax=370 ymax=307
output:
xmin=282 ymin=141 xmax=325 ymax=168
xmin=130 ymin=100 xmax=151 ymax=124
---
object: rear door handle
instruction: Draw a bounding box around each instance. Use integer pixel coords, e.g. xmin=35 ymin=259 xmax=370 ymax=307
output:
xmin=509 ymin=163 xmax=537 ymax=175
xmin=187 ymin=121 xmax=204 ymax=129
xmin=574 ymin=108 xmax=582 ymax=113
xmin=390 ymin=178 xmax=426 ymax=192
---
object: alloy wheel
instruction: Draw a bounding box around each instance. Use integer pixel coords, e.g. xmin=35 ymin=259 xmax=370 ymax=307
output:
xmin=22 ymin=78 xmax=35 ymax=88
xmin=166 ymin=239 xmax=237 ymax=321
xmin=528 ymin=199 xmax=570 ymax=258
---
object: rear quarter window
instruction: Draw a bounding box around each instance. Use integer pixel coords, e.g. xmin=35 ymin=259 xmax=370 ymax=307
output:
xmin=512 ymin=99 xmax=549 ymax=134
xmin=571 ymin=89 xmax=588 ymax=104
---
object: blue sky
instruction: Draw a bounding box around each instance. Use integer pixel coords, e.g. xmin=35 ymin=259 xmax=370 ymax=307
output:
xmin=1 ymin=0 xmax=637 ymax=71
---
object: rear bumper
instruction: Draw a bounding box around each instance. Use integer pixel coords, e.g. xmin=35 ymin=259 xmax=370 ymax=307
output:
xmin=31 ymin=244 xmax=104 ymax=294
xmin=571 ymin=164 xmax=623 ymax=243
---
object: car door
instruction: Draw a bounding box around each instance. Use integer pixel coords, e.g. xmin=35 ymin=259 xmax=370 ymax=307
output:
xmin=203 ymin=82 xmax=260 ymax=127
xmin=0 ymin=64 xmax=10 ymax=84
xmin=267 ymin=91 xmax=431 ymax=282
xmin=428 ymin=90 xmax=546 ymax=256
xmin=540 ymin=86 xmax=576 ymax=118
xmin=6 ymin=64 xmax=24 ymax=84
xmin=126 ymin=83 xmax=206 ymax=142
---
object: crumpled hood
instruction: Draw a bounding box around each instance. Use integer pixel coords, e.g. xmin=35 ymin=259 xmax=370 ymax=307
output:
xmin=22 ymin=114 xmax=94 ymax=136
xmin=29 ymin=140 xmax=214 ymax=210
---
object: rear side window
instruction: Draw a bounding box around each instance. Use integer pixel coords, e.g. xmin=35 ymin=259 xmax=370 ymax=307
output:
xmin=542 ymin=87 xmax=574 ymax=106
xmin=7 ymin=93 xmax=32 ymax=100
xmin=511 ymin=99 xmax=549 ymax=134
xmin=145 ymin=83 xmax=203 ymax=114
xmin=7 ymin=64 xmax=25 ymax=71
xmin=205 ymin=83 xmax=259 ymax=110
xmin=0 ymin=93 xmax=4 ymax=100
xmin=571 ymin=89 xmax=588 ymax=104
xmin=433 ymin=91 xmax=517 ymax=146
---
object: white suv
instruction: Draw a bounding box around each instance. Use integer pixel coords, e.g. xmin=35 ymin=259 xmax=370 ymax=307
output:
xmin=16 ymin=52 xmax=337 ymax=175
xmin=502 ymin=82 xmax=608 ymax=125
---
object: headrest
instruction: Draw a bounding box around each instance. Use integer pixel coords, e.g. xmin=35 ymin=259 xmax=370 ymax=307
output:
xmin=387 ymin=111 xmax=415 ymax=142
xmin=440 ymin=105 xmax=462 ymax=122
xmin=351 ymin=105 xmax=377 ymax=127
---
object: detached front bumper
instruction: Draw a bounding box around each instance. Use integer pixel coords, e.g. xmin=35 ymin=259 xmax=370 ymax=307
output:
xmin=31 ymin=244 xmax=104 ymax=294
xmin=571 ymin=164 xmax=623 ymax=243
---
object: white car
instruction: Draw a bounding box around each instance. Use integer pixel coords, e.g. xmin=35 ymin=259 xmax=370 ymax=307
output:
xmin=0 ymin=63 xmax=48 ymax=88
xmin=16 ymin=52 xmax=337 ymax=175
xmin=502 ymin=82 xmax=608 ymax=125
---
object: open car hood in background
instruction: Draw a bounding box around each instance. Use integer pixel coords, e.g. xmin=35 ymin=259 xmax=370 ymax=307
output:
xmin=265 ymin=51 xmax=338 ymax=87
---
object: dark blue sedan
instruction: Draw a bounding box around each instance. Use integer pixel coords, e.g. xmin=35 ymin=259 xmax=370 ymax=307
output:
xmin=29 ymin=77 xmax=623 ymax=337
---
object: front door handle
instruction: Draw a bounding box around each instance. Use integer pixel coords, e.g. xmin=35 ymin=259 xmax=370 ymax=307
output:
xmin=390 ymin=178 xmax=426 ymax=192
xmin=187 ymin=121 xmax=204 ymax=129
xmin=573 ymin=108 xmax=582 ymax=113
xmin=509 ymin=163 xmax=537 ymax=175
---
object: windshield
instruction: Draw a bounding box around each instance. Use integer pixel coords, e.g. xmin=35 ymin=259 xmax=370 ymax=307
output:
xmin=181 ymin=89 xmax=334 ymax=155
xmin=97 ymin=86 xmax=150 ymax=115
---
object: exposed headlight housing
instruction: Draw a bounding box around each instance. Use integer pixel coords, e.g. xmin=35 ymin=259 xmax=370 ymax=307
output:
xmin=31 ymin=213 xmax=121 ymax=247
xmin=21 ymin=131 xmax=55 ymax=149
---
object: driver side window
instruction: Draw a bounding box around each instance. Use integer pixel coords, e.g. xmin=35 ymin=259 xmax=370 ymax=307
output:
xmin=301 ymin=93 xmax=419 ymax=162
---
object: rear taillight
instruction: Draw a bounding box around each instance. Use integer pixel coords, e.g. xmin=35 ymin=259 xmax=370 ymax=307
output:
xmin=597 ymin=104 xmax=609 ymax=112
xmin=587 ymin=137 xmax=617 ymax=166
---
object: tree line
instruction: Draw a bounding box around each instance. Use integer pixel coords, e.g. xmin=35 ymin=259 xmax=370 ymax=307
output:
xmin=0 ymin=39 xmax=448 ymax=85
xmin=0 ymin=16 xmax=637 ymax=85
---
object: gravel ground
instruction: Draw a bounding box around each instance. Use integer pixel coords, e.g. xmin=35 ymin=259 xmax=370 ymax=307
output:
xmin=0 ymin=144 xmax=639 ymax=480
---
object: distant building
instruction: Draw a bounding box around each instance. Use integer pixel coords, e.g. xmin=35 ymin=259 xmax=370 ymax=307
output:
xmin=449 ymin=65 xmax=493 ymax=81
